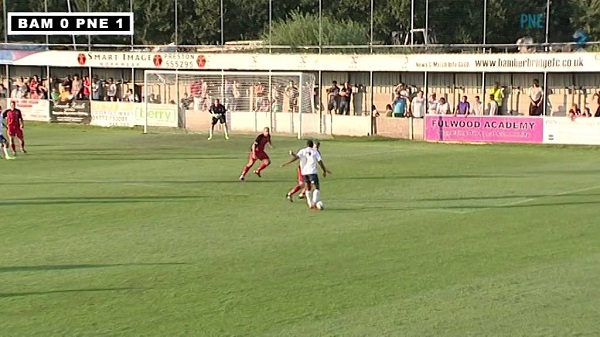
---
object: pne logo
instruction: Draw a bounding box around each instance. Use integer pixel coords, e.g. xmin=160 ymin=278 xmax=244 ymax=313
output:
xmin=520 ymin=13 xmax=545 ymax=29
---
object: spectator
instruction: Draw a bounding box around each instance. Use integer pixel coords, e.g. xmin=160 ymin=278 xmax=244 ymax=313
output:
xmin=224 ymin=79 xmax=234 ymax=110
xmin=385 ymin=104 xmax=393 ymax=117
xmin=83 ymin=75 xmax=91 ymax=99
xmin=180 ymin=93 xmax=191 ymax=110
xmin=392 ymin=94 xmax=407 ymax=117
xmin=592 ymin=91 xmax=600 ymax=117
xmin=568 ymin=103 xmax=581 ymax=120
xmin=106 ymin=78 xmax=117 ymax=101
xmin=528 ymin=79 xmax=543 ymax=116
xmin=123 ymin=89 xmax=137 ymax=102
xmin=471 ymin=96 xmax=483 ymax=115
xmin=50 ymin=88 xmax=59 ymax=101
xmin=63 ymin=75 xmax=72 ymax=93
xmin=339 ymin=82 xmax=352 ymax=115
xmin=582 ymin=107 xmax=592 ymax=118
xmin=285 ymin=81 xmax=299 ymax=113
xmin=258 ymin=97 xmax=270 ymax=112
xmin=488 ymin=81 xmax=505 ymax=115
xmin=0 ymin=84 xmax=6 ymax=98
xmin=488 ymin=94 xmax=499 ymax=115
xmin=371 ymin=104 xmax=380 ymax=117
xmin=29 ymin=75 xmax=40 ymax=94
xmin=254 ymin=82 xmax=265 ymax=111
xmin=454 ymin=96 xmax=470 ymax=116
xmin=428 ymin=93 xmax=439 ymax=114
xmin=436 ymin=97 xmax=450 ymax=114
xmin=231 ymin=80 xmax=240 ymax=111
xmin=91 ymin=76 xmax=102 ymax=101
xmin=71 ymin=74 xmax=82 ymax=99
xmin=190 ymin=79 xmax=203 ymax=110
xmin=410 ymin=90 xmax=426 ymax=118
xmin=327 ymin=81 xmax=340 ymax=114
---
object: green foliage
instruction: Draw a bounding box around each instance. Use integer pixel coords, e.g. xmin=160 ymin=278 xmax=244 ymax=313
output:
xmin=266 ymin=11 xmax=368 ymax=46
xmin=0 ymin=0 xmax=598 ymax=47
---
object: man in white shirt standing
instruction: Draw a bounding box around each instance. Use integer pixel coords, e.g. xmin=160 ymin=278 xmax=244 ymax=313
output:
xmin=282 ymin=140 xmax=331 ymax=209
xmin=411 ymin=91 xmax=426 ymax=118
xmin=427 ymin=93 xmax=439 ymax=115
xmin=528 ymin=79 xmax=543 ymax=116
xmin=488 ymin=94 xmax=499 ymax=115
xmin=471 ymin=96 xmax=483 ymax=115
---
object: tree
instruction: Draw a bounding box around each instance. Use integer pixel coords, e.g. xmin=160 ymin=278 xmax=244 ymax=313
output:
xmin=0 ymin=0 xmax=598 ymax=50
xmin=266 ymin=11 xmax=368 ymax=48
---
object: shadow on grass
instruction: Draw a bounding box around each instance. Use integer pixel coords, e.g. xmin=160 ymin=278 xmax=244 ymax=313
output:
xmin=416 ymin=193 xmax=600 ymax=202
xmin=0 ymin=195 xmax=213 ymax=206
xmin=329 ymin=200 xmax=600 ymax=212
xmin=0 ymin=262 xmax=187 ymax=274
xmin=342 ymin=174 xmax=527 ymax=181
xmin=0 ymin=287 xmax=136 ymax=298
xmin=1 ymin=179 xmax=289 ymax=186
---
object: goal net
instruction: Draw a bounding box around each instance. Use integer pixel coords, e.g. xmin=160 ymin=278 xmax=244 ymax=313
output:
xmin=143 ymin=70 xmax=321 ymax=138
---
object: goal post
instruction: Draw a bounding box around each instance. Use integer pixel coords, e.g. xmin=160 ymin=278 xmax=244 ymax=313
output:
xmin=143 ymin=70 xmax=321 ymax=138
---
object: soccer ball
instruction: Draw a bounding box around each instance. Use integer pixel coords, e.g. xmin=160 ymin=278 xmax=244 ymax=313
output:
xmin=316 ymin=201 xmax=325 ymax=210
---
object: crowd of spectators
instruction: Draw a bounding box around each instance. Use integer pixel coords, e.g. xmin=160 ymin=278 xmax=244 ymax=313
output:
xmin=6 ymin=74 xmax=141 ymax=103
xmin=5 ymin=75 xmax=600 ymax=119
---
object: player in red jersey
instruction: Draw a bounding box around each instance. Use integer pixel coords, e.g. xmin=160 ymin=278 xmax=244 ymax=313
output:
xmin=239 ymin=127 xmax=273 ymax=181
xmin=286 ymin=140 xmax=320 ymax=202
xmin=2 ymin=101 xmax=26 ymax=156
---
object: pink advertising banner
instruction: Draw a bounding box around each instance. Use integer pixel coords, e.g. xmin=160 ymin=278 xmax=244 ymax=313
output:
xmin=424 ymin=115 xmax=544 ymax=144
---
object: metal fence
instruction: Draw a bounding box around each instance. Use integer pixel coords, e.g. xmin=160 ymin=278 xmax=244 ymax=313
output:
xmin=0 ymin=0 xmax=594 ymax=53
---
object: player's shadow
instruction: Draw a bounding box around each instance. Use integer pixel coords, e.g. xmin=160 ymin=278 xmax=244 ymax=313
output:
xmin=0 ymin=262 xmax=187 ymax=274
xmin=0 ymin=195 xmax=211 ymax=206
xmin=0 ymin=287 xmax=137 ymax=298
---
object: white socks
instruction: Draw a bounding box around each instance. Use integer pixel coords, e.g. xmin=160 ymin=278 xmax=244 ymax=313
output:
xmin=312 ymin=189 xmax=321 ymax=205
xmin=305 ymin=190 xmax=313 ymax=207
xmin=2 ymin=147 xmax=9 ymax=158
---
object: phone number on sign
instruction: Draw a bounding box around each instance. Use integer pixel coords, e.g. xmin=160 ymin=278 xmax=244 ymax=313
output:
xmin=164 ymin=60 xmax=198 ymax=69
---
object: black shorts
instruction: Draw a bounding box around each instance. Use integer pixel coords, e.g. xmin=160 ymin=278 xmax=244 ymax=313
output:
xmin=211 ymin=115 xmax=226 ymax=125
xmin=0 ymin=134 xmax=6 ymax=144
xmin=302 ymin=174 xmax=320 ymax=189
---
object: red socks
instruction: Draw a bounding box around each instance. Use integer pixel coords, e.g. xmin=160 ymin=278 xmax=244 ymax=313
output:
xmin=241 ymin=165 xmax=251 ymax=176
xmin=289 ymin=184 xmax=303 ymax=195
xmin=256 ymin=162 xmax=269 ymax=173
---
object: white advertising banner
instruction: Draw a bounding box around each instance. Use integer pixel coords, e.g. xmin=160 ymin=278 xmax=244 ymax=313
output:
xmin=8 ymin=98 xmax=50 ymax=122
xmin=543 ymin=117 xmax=600 ymax=145
xmin=90 ymin=101 xmax=179 ymax=128
xmin=5 ymin=50 xmax=598 ymax=72
xmin=90 ymin=101 xmax=136 ymax=127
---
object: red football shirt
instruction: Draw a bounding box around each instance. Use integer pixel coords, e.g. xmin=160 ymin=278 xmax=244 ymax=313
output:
xmin=253 ymin=134 xmax=270 ymax=152
xmin=5 ymin=109 xmax=22 ymax=127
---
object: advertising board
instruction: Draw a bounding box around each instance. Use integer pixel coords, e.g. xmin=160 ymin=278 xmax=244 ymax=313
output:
xmin=543 ymin=117 xmax=600 ymax=145
xmin=424 ymin=115 xmax=544 ymax=144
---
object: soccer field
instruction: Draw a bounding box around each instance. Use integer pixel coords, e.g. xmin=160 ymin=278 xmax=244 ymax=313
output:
xmin=2 ymin=124 xmax=600 ymax=336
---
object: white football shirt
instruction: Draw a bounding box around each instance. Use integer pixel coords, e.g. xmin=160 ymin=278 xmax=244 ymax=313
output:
xmin=297 ymin=147 xmax=322 ymax=175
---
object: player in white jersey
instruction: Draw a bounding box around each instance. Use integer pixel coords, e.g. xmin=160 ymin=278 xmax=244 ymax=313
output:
xmin=281 ymin=139 xmax=331 ymax=209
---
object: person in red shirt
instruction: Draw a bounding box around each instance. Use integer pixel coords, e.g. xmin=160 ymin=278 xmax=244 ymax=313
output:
xmin=239 ymin=127 xmax=273 ymax=181
xmin=2 ymin=101 xmax=26 ymax=155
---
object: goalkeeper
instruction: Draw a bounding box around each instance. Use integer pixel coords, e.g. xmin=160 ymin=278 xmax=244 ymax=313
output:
xmin=208 ymin=99 xmax=230 ymax=140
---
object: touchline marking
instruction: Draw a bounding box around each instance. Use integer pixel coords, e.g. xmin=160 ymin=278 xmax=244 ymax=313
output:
xmin=456 ymin=185 xmax=600 ymax=214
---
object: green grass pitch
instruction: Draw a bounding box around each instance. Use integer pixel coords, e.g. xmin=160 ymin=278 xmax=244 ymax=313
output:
xmin=1 ymin=124 xmax=600 ymax=336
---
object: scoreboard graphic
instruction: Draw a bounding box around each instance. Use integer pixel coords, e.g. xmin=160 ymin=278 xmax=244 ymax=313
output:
xmin=7 ymin=12 xmax=134 ymax=35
